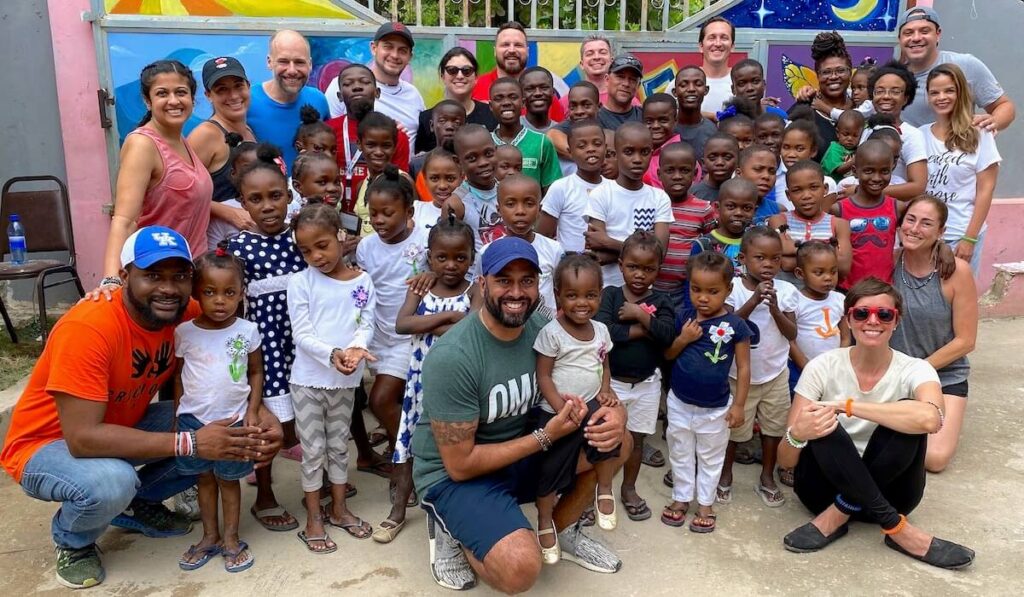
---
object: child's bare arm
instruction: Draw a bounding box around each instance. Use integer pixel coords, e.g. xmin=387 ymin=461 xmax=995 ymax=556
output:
xmin=596 ymin=359 xmax=619 ymax=407
xmin=726 ymin=340 xmax=752 ymax=428
xmin=789 ymin=339 xmax=810 ymax=371
xmin=245 ymin=348 xmax=264 ymax=426
xmin=536 ymin=353 xmax=567 ymax=413
xmin=537 ymin=212 xmax=558 ymax=240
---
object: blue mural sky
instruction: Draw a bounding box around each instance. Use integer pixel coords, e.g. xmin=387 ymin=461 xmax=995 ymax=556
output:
xmin=722 ymin=0 xmax=901 ymax=31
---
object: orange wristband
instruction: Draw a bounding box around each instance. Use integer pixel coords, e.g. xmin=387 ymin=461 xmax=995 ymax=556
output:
xmin=881 ymin=514 xmax=907 ymax=535
xmin=845 ymin=398 xmax=854 ymax=417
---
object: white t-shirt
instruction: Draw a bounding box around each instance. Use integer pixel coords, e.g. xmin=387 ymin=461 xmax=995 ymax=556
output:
xmin=861 ymin=122 xmax=926 ymax=183
xmin=726 ymin=277 xmax=799 ymax=384
xmin=480 ymin=233 xmax=565 ymax=315
xmin=356 ymin=226 xmax=429 ymax=342
xmin=325 ymin=76 xmax=425 ymax=153
xmin=922 ymin=124 xmax=1001 ymax=241
xmin=287 ymin=268 xmax=376 ymax=389
xmin=776 ymin=165 xmax=838 ymax=211
xmin=413 ymin=201 xmax=444 ymax=235
xmin=175 ymin=318 xmax=261 ymax=424
xmin=455 ymin=182 xmax=501 ymax=254
xmin=702 ymin=73 xmax=733 ymax=115
xmin=585 ymin=180 xmax=673 ymax=287
xmin=541 ymin=173 xmax=603 ymax=253
xmin=793 ymin=290 xmax=845 ymax=364
xmin=794 ymin=347 xmax=940 ymax=455
xmin=533 ymin=319 xmax=613 ymax=412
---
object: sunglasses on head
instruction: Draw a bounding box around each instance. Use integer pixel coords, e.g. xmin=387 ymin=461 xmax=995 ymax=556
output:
xmin=847 ymin=306 xmax=899 ymax=323
xmin=444 ymin=65 xmax=475 ymax=77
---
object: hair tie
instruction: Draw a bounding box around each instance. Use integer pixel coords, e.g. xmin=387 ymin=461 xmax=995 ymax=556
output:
xmin=215 ymin=247 xmax=227 ymax=257
xmin=273 ymin=156 xmax=287 ymax=176
xmin=874 ymin=124 xmax=902 ymax=135
xmin=716 ymin=105 xmax=738 ymax=122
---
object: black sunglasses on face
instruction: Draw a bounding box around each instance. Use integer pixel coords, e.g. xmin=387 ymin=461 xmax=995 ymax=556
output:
xmin=444 ymin=65 xmax=475 ymax=77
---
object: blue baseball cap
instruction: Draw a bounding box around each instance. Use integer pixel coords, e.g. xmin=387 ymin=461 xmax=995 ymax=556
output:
xmin=481 ymin=236 xmax=540 ymax=276
xmin=120 ymin=226 xmax=193 ymax=268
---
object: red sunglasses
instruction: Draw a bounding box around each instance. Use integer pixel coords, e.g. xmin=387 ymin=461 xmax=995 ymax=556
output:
xmin=847 ymin=306 xmax=899 ymax=323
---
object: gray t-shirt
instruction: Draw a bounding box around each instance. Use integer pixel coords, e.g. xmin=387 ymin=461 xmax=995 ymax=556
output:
xmin=412 ymin=312 xmax=547 ymax=493
xmin=674 ymin=117 xmax=718 ymax=161
xmin=598 ymin=105 xmax=643 ymax=130
xmin=902 ymin=50 xmax=1004 ymax=127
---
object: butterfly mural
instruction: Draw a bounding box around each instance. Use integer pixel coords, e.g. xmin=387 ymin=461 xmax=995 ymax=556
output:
xmin=781 ymin=54 xmax=819 ymax=101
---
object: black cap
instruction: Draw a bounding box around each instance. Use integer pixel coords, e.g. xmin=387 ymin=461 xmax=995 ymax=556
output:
xmin=374 ymin=22 xmax=415 ymax=48
xmin=202 ymin=56 xmax=248 ymax=91
xmin=609 ymin=53 xmax=643 ymax=77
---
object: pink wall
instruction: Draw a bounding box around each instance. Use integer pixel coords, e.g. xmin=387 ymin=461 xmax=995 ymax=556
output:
xmin=978 ymin=199 xmax=1024 ymax=294
xmin=48 ymin=0 xmax=111 ymax=286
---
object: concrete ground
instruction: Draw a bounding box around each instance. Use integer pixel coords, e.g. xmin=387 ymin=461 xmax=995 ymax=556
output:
xmin=1 ymin=318 xmax=1023 ymax=596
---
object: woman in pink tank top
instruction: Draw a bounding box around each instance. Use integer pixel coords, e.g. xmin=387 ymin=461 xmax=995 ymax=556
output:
xmin=95 ymin=60 xmax=213 ymax=296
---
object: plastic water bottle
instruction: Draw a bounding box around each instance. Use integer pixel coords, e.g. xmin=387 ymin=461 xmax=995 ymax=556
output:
xmin=7 ymin=215 xmax=26 ymax=265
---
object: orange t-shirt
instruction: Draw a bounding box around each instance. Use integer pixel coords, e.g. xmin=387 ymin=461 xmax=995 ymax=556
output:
xmin=1 ymin=290 xmax=199 ymax=482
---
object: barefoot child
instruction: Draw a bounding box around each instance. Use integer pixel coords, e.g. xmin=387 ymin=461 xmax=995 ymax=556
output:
xmin=539 ymin=119 xmax=607 ymax=253
xmin=175 ymin=249 xmax=262 ymax=573
xmin=535 ymin=254 xmax=621 ymax=562
xmin=289 ymin=203 xmax=377 ymax=548
xmin=376 ymin=215 xmax=481 ymax=544
xmin=690 ymin=132 xmax=739 ymax=202
xmin=718 ymin=226 xmax=797 ymax=508
xmin=662 ymin=252 xmax=752 ymax=533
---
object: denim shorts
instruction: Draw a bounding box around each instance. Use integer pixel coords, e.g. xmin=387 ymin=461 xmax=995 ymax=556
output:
xmin=175 ymin=413 xmax=253 ymax=481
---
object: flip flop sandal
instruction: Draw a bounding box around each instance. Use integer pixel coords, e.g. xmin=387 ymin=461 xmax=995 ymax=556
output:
xmin=297 ymin=530 xmax=337 ymax=554
xmin=777 ymin=467 xmax=795 ymax=488
xmin=250 ymin=505 xmax=299 ymax=532
xmin=371 ymin=518 xmax=406 ymax=544
xmin=641 ymin=443 xmax=666 ymax=468
xmin=754 ymin=483 xmax=786 ymax=508
xmin=388 ymin=485 xmax=419 ymax=508
xmin=368 ymin=429 xmax=388 ymax=448
xmin=245 ymin=472 xmax=259 ymax=486
xmin=178 ymin=544 xmax=221 ymax=571
xmin=595 ymin=492 xmax=617 ymax=530
xmin=222 ymin=541 xmax=255 ymax=573
xmin=579 ymin=506 xmax=596 ymax=527
xmin=689 ymin=513 xmax=717 ymax=534
xmin=328 ymin=516 xmax=373 ymax=539
xmin=716 ymin=484 xmax=733 ymax=505
xmin=279 ymin=445 xmax=303 ymax=462
xmin=357 ymin=460 xmax=394 ymax=479
xmin=623 ymin=498 xmax=652 ymax=521
xmin=663 ymin=470 xmax=674 ymax=488
xmin=660 ymin=505 xmax=688 ymax=528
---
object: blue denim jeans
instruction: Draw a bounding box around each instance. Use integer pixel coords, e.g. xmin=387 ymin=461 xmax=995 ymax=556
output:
xmin=18 ymin=401 xmax=197 ymax=549
xmin=948 ymin=230 xmax=986 ymax=278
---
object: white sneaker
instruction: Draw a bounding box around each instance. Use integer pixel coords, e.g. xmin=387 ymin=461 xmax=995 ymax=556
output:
xmin=427 ymin=516 xmax=476 ymax=590
xmin=558 ymin=522 xmax=622 ymax=573
xmin=173 ymin=486 xmax=200 ymax=521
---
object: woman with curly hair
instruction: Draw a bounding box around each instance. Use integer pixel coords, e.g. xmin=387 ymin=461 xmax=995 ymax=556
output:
xmin=791 ymin=31 xmax=854 ymax=162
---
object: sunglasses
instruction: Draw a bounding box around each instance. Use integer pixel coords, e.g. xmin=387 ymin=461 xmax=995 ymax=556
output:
xmin=444 ymin=65 xmax=475 ymax=77
xmin=847 ymin=306 xmax=899 ymax=323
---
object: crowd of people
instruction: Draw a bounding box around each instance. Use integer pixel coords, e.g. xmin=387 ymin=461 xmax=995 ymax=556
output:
xmin=1 ymin=5 xmax=1011 ymax=591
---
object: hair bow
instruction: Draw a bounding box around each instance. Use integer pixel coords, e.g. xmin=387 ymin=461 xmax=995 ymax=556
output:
xmin=716 ymin=105 xmax=738 ymax=122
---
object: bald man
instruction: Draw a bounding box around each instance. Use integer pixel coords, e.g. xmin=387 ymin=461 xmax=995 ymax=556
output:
xmin=247 ymin=29 xmax=330 ymax=171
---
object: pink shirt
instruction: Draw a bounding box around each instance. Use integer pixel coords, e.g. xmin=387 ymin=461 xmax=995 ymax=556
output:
xmin=643 ymin=134 xmax=682 ymax=189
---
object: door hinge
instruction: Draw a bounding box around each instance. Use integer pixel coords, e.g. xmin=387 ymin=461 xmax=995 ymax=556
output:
xmin=97 ymin=89 xmax=115 ymax=129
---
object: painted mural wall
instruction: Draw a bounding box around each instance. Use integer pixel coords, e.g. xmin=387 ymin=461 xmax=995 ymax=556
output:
xmin=721 ymin=0 xmax=901 ymax=31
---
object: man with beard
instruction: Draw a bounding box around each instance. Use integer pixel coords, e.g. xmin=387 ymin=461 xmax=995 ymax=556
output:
xmin=598 ymin=54 xmax=645 ymax=130
xmin=1 ymin=227 xmax=284 ymax=589
xmin=411 ymin=237 xmax=630 ymax=592
xmin=247 ymin=29 xmax=330 ymax=172
xmin=473 ymin=22 xmax=566 ymax=122
xmin=324 ymin=22 xmax=426 ymax=152
xmin=697 ymin=16 xmax=737 ymax=118
xmin=327 ymin=63 xmax=411 ymax=210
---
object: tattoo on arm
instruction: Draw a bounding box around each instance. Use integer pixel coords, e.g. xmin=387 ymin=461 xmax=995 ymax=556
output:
xmin=433 ymin=420 xmax=478 ymax=446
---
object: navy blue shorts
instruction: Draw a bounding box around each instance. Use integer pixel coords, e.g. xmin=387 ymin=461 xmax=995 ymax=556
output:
xmin=175 ymin=414 xmax=253 ymax=481
xmin=421 ymin=451 xmax=542 ymax=562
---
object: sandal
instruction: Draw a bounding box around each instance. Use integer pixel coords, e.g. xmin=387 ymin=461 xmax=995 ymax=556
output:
xmin=622 ymin=498 xmax=652 ymax=521
xmin=178 ymin=544 xmax=221 ymax=571
xmin=279 ymin=445 xmax=303 ymax=462
xmin=579 ymin=506 xmax=596 ymax=527
xmin=754 ymin=483 xmax=786 ymax=508
xmin=595 ymin=491 xmax=617 ymax=531
xmin=778 ymin=467 xmax=795 ymax=488
xmin=689 ymin=513 xmax=717 ymax=534
xmin=297 ymin=530 xmax=337 ymax=554
xmin=357 ymin=460 xmax=394 ymax=479
xmin=716 ymin=484 xmax=732 ymax=504
xmin=328 ymin=516 xmax=372 ymax=539
xmin=660 ymin=504 xmax=688 ymax=528
xmin=663 ymin=470 xmax=674 ymax=488
xmin=641 ymin=443 xmax=666 ymax=468
xmin=538 ymin=527 xmax=560 ymax=565
xmin=222 ymin=541 xmax=254 ymax=572
xmin=250 ymin=505 xmax=299 ymax=532
xmin=368 ymin=428 xmax=388 ymax=448
xmin=389 ymin=484 xmax=420 ymax=508
xmin=371 ymin=518 xmax=406 ymax=544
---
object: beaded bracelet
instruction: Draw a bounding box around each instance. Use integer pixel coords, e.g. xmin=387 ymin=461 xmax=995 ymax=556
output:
xmin=926 ymin=401 xmax=945 ymax=433
xmin=785 ymin=427 xmax=808 ymax=449
xmin=100 ymin=276 xmax=123 ymax=287
xmin=188 ymin=430 xmax=198 ymax=458
xmin=532 ymin=429 xmax=552 ymax=451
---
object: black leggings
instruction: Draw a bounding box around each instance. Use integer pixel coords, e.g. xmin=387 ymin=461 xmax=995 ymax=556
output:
xmin=794 ymin=423 xmax=926 ymax=530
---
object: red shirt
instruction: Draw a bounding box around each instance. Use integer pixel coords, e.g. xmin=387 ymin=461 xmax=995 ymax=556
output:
xmin=326 ymin=115 xmax=411 ymax=212
xmin=473 ymin=69 xmax=566 ymax=122
xmin=837 ymin=195 xmax=898 ymax=289
xmin=654 ymin=196 xmax=716 ymax=291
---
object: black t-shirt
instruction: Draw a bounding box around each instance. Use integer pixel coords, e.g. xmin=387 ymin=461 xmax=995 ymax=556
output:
xmin=595 ymin=287 xmax=676 ymax=380
xmin=415 ymin=100 xmax=500 ymax=154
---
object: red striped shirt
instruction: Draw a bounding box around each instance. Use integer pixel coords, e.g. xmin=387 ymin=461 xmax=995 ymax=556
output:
xmin=654 ymin=196 xmax=716 ymax=292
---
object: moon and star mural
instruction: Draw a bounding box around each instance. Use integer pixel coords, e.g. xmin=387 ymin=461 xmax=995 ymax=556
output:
xmin=721 ymin=0 xmax=900 ymax=31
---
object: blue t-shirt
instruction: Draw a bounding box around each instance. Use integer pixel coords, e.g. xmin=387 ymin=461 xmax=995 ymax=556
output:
xmin=247 ymin=84 xmax=330 ymax=173
xmin=669 ymin=309 xmax=752 ymax=408
xmin=753 ymin=191 xmax=781 ymax=226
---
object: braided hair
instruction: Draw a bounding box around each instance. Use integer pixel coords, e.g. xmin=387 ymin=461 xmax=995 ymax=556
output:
xmin=810 ymin=31 xmax=852 ymax=72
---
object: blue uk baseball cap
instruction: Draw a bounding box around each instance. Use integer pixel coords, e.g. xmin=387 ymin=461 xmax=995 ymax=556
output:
xmin=481 ymin=236 xmax=540 ymax=276
xmin=120 ymin=226 xmax=193 ymax=268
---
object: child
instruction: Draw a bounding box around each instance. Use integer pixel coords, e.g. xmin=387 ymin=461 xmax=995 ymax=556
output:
xmin=850 ymin=59 xmax=877 ymax=108
xmin=585 ymin=122 xmax=673 ymax=288
xmin=539 ymin=119 xmax=607 ymax=254
xmin=482 ymin=174 xmax=565 ymax=316
xmin=729 ymin=59 xmax=788 ymax=119
xmin=489 ymin=77 xmax=562 ymax=191
xmin=690 ymin=132 xmax=739 ymax=202
xmin=207 ymin=136 xmax=258 ymax=248
xmin=653 ymin=142 xmax=715 ymax=312
xmin=377 ymin=215 xmax=480 ymax=544
xmin=718 ymin=226 xmax=798 ymax=509
xmin=353 ymin=112 xmax=406 ymax=237
xmin=411 ymin=99 xmax=466 ymax=162
xmin=494 ymin=144 xmax=524 ymax=180
xmin=718 ymin=115 xmax=755 ymax=153
xmin=445 ymin=124 xmax=502 ymax=250
xmin=414 ymin=149 xmax=465 ymax=234
xmin=548 ymin=81 xmax=602 ymax=174
xmin=175 ymin=249 xmax=262 ymax=573
xmin=602 ymin=129 xmax=619 ymax=180
xmin=227 ymin=146 xmax=306 ymax=533
xmin=753 ymin=112 xmax=785 ymax=158
xmin=837 ymin=125 xmax=905 ymax=191
xmin=689 ymin=178 xmax=759 ymax=276
xmin=534 ymin=253 xmax=621 ymax=562
xmin=289 ymin=203 xmax=376 ymax=548
xmin=290 ymin=151 xmax=342 ymax=218
xmin=642 ymin=93 xmax=683 ymax=189
xmin=769 ymin=160 xmax=852 ymax=285
xmin=673 ymin=66 xmax=718 ymax=162
xmin=294 ymin=105 xmax=338 ymax=157
xmin=776 ymin=120 xmax=839 ymax=210
xmin=662 ymin=251 xmax=752 ymax=533
xmin=820 ymin=110 xmax=864 ymax=180
xmin=520 ymin=66 xmax=558 ymax=133
xmin=830 ymin=139 xmax=899 ymax=288
xmin=595 ymin=232 xmax=675 ymax=523
xmin=355 ymin=165 xmax=430 ymax=494
xmin=736 ymin=144 xmax=783 ymax=226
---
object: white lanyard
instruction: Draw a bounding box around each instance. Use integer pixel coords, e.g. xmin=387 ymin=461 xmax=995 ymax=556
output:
xmin=341 ymin=116 xmax=362 ymax=204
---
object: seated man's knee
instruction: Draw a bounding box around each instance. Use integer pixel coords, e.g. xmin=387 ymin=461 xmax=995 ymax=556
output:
xmin=483 ymin=529 xmax=542 ymax=594
xmin=81 ymin=460 xmax=139 ymax=515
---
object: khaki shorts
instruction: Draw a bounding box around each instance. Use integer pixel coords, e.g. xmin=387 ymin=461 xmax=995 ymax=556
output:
xmin=728 ymin=369 xmax=790 ymax=443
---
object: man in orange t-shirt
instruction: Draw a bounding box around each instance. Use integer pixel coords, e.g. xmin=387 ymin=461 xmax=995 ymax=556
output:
xmin=1 ymin=226 xmax=283 ymax=589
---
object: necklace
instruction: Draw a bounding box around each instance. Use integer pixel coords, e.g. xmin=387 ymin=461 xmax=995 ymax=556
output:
xmin=898 ymin=252 xmax=936 ymax=290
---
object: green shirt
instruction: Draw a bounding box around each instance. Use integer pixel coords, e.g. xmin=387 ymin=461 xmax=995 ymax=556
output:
xmin=411 ymin=311 xmax=547 ymax=493
xmin=821 ymin=141 xmax=854 ymax=179
xmin=492 ymin=128 xmax=563 ymax=189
